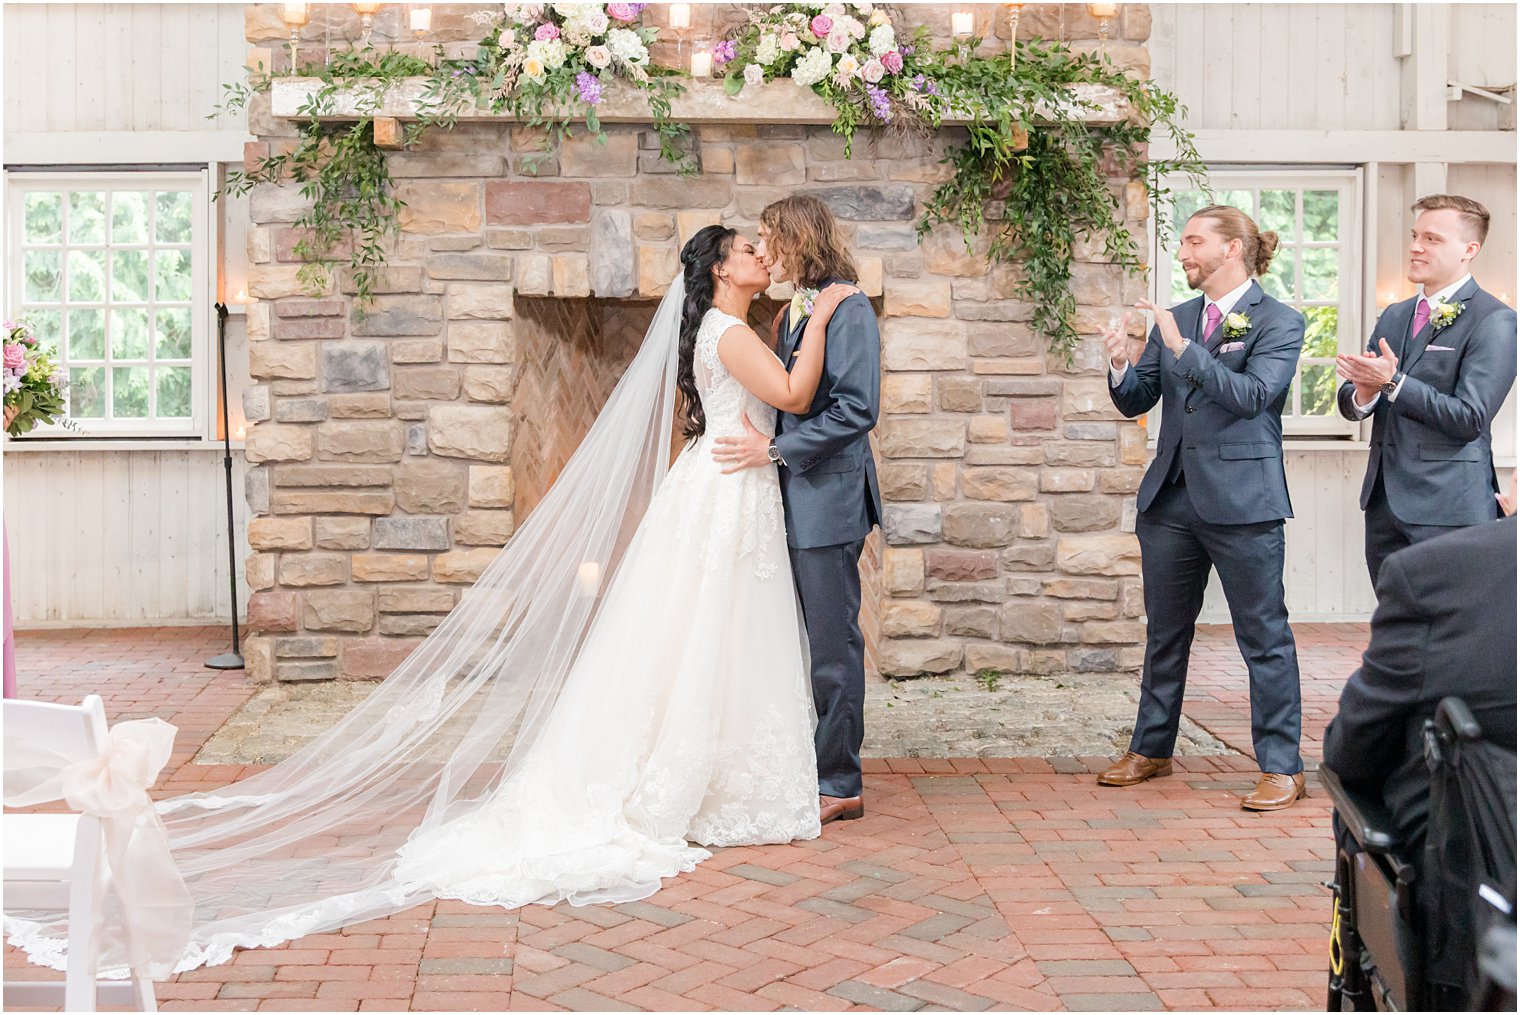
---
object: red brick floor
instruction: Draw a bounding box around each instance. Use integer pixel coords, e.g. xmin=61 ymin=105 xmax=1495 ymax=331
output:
xmin=5 ymin=622 xmax=1367 ymax=1012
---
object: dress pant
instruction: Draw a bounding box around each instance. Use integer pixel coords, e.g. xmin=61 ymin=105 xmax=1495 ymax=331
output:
xmin=1363 ymin=471 xmax=1466 ymax=588
xmin=1131 ymin=477 xmax=1303 ymax=775
xmin=789 ymin=539 xmax=866 ymax=799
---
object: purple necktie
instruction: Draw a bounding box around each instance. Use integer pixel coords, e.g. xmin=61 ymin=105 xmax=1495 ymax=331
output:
xmin=1411 ymin=297 xmax=1431 ymax=338
xmin=1202 ymin=303 xmax=1223 ymax=343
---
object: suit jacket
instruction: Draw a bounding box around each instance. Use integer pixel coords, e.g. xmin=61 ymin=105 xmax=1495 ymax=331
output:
xmin=1337 ymin=278 xmax=1517 ymax=526
xmin=1322 ymin=515 xmax=1518 ymax=857
xmin=773 ymin=282 xmax=884 ymax=550
xmin=1109 ymin=280 xmax=1305 ymax=524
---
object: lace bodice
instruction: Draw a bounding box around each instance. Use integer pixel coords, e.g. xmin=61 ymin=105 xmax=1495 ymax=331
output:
xmin=694 ymin=309 xmax=778 ymax=442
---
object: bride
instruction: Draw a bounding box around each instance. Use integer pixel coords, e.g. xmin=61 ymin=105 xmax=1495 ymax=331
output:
xmin=5 ymin=227 xmax=860 ymax=976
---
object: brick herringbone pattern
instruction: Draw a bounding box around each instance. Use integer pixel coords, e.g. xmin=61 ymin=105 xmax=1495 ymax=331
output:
xmin=5 ymin=624 xmax=1359 ymax=1011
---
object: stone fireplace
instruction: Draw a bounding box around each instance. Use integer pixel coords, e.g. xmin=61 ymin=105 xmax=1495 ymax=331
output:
xmin=239 ymin=3 xmax=1153 ymax=686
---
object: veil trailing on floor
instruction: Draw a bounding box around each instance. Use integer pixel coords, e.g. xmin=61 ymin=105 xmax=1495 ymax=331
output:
xmin=5 ymin=277 xmax=689 ymax=977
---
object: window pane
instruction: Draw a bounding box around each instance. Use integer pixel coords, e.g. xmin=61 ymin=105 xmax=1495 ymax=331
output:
xmin=1169 ymin=261 xmax=1193 ymax=303
xmin=154 ymin=307 xmax=192 ymax=359
xmin=111 ymin=192 xmax=149 ymax=243
xmin=1213 ymin=190 xmax=1253 ymax=215
xmin=69 ymin=366 xmax=106 ymax=418
xmin=112 ymin=366 xmax=150 ymax=418
xmin=110 ymin=307 xmax=150 ymax=359
xmin=68 ymin=249 xmax=106 ymax=303
xmin=156 ymin=192 xmax=194 ymax=243
xmin=24 ymin=250 xmax=62 ymax=302
xmin=68 ymin=192 xmax=107 ymax=244
xmin=25 ymin=310 xmax=62 ymax=350
xmin=1171 ymin=189 xmax=1210 ymax=227
xmin=1260 ymin=249 xmax=1294 ymax=300
xmin=1300 ymin=364 xmax=1337 ymax=416
xmin=111 ymin=250 xmax=150 ymax=302
xmin=1258 ymin=189 xmax=1296 ymax=238
xmin=24 ymin=192 xmax=63 ymax=243
xmin=1302 ymin=248 xmax=1339 ymax=300
xmin=1302 ymin=306 xmax=1340 ymax=358
xmin=1303 ymin=190 xmax=1339 ymax=242
xmin=69 ymin=309 xmax=106 ymax=360
xmin=154 ymin=249 xmax=193 ymax=302
xmin=155 ymin=367 xmax=193 ymax=418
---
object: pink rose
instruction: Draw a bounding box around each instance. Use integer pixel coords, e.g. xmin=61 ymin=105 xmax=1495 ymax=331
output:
xmin=607 ymin=2 xmax=639 ymax=22
xmin=534 ymin=22 xmax=559 ymax=41
xmin=880 ymin=49 xmax=903 ymax=74
xmin=3 ymin=344 xmax=25 ymax=371
xmin=810 ymin=14 xmax=832 ymax=38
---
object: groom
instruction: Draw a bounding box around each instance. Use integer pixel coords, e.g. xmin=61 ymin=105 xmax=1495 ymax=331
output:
xmin=713 ymin=195 xmax=883 ymax=825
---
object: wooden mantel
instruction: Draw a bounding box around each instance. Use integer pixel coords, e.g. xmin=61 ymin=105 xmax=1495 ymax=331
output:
xmin=269 ymin=77 xmax=1132 ymax=128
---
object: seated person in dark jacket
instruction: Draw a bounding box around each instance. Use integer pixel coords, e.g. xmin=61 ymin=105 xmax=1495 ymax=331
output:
xmin=1323 ymin=510 xmax=1517 ymax=860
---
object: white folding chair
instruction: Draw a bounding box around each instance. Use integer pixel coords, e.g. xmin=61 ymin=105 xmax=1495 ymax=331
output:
xmin=4 ymin=694 xmax=159 ymax=1012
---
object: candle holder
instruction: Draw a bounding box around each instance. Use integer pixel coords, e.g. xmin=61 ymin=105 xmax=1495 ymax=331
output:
xmin=689 ymin=38 xmax=713 ymax=79
xmin=951 ymin=9 xmax=974 ymax=63
xmin=1007 ymin=3 xmax=1024 ymax=70
xmin=352 ymin=2 xmax=381 ymax=46
xmin=278 ymin=2 xmax=310 ymax=69
xmin=668 ymin=3 xmax=692 ymax=68
xmin=1088 ymin=2 xmax=1119 ymax=57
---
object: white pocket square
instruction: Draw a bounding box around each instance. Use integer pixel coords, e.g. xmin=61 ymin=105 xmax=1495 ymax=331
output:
xmin=1426 ymin=344 xmax=1455 ymax=351
xmin=1217 ymin=341 xmax=1246 ymax=353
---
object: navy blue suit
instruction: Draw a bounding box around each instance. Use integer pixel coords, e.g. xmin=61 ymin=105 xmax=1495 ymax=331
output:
xmin=775 ymin=283 xmax=883 ymax=799
xmin=1110 ymin=280 xmax=1306 ymax=775
xmin=1336 ymin=278 xmax=1517 ymax=585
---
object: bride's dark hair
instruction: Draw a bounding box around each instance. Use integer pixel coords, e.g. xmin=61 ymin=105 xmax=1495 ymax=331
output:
xmin=677 ymin=224 xmax=737 ymax=441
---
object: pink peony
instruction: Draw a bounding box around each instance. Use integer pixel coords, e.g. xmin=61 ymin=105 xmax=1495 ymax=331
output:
xmin=607 ymin=2 xmax=639 ymax=22
xmin=534 ymin=22 xmax=560 ymax=41
xmin=810 ymin=14 xmax=832 ymax=37
xmin=880 ymin=48 xmax=903 ymax=74
xmin=3 ymin=343 xmax=25 ymax=371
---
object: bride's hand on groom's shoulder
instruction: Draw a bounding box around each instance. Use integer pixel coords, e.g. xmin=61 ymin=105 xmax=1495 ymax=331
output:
xmin=814 ymin=283 xmax=860 ymax=318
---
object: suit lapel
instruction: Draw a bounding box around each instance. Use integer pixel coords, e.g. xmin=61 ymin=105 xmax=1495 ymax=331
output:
xmin=1404 ymin=276 xmax=1481 ymax=373
xmin=1208 ymin=281 xmax=1263 ymax=354
xmin=780 ymin=310 xmax=808 ymax=372
xmin=1388 ymin=297 xmax=1419 ymax=361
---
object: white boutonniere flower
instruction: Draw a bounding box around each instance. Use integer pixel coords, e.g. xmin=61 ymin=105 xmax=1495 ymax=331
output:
xmin=1222 ymin=312 xmax=1252 ymax=340
xmin=788 ymin=286 xmax=819 ymax=325
xmin=1429 ymin=299 xmax=1464 ymax=331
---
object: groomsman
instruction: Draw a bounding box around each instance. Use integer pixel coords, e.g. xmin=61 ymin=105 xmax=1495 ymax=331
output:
xmin=1336 ymin=194 xmax=1518 ymax=586
xmin=1098 ymin=206 xmax=1308 ymax=811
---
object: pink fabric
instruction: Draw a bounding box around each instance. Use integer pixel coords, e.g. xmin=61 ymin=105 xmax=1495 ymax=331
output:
xmin=1411 ymin=297 xmax=1431 ymax=338
xmin=1202 ymin=303 xmax=1223 ymax=343
xmin=3 ymin=522 xmax=14 ymax=699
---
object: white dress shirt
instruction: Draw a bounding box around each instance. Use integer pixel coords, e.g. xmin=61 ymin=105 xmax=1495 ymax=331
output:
xmin=1111 ymin=276 xmax=1255 ymax=384
xmin=1354 ymin=273 xmax=1473 ymax=413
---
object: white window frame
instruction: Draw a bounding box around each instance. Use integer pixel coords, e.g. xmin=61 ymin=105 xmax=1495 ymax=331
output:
xmin=4 ymin=168 xmax=216 ymax=440
xmin=1151 ymin=168 xmax=1365 ymax=439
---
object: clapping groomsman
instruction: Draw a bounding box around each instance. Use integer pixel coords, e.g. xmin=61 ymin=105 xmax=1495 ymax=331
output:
xmin=1337 ymin=195 xmax=1518 ymax=586
xmin=1097 ymin=206 xmax=1308 ymax=811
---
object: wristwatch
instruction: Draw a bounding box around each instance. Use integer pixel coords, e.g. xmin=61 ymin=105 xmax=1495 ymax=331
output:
xmin=767 ymin=440 xmax=785 ymax=466
xmin=1172 ymin=337 xmax=1190 ymax=360
xmin=1380 ymin=372 xmax=1402 ymax=396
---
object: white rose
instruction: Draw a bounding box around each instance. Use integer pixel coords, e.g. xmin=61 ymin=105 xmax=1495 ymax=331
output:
xmin=586 ymin=44 xmax=612 ymax=68
xmin=854 ymin=1 xmax=873 ymax=13
xmin=839 ymin=15 xmax=865 ymax=40
xmin=860 ymin=57 xmax=884 ymax=83
xmin=501 ymin=2 xmax=521 ymax=19
xmin=583 ymin=9 xmax=608 ymax=33
xmin=521 ymin=55 xmax=546 ymax=80
xmin=744 ymin=63 xmax=764 ymax=86
xmin=835 ymin=53 xmax=859 ymax=78
xmin=868 ymin=23 xmax=894 ymax=56
xmin=823 ymin=3 xmax=845 ymax=18
xmin=500 ymin=27 xmax=519 ymax=48
xmin=826 ymin=27 xmax=850 ymax=52
xmin=517 ymin=2 xmax=544 ymax=22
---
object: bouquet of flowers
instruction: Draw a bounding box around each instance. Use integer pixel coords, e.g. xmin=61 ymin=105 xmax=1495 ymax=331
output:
xmin=468 ymin=2 xmax=659 ymax=129
xmin=717 ymin=2 xmax=941 ymax=130
xmin=3 ymin=320 xmax=74 ymax=437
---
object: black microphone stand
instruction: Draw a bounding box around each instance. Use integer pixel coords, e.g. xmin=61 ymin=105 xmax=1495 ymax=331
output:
xmin=206 ymin=301 xmax=244 ymax=670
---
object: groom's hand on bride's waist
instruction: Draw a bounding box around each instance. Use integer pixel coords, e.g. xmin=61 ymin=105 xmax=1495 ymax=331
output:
xmin=713 ymin=412 xmax=772 ymax=475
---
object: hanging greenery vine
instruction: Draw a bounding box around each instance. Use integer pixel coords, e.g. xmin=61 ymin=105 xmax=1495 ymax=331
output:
xmin=216 ymin=2 xmax=1202 ymax=357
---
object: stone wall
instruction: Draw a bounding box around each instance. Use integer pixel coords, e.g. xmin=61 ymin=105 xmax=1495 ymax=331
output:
xmin=240 ymin=3 xmax=1153 ymax=684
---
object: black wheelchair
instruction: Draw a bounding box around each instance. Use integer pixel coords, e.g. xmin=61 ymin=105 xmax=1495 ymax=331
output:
xmin=1322 ymin=697 xmax=1517 ymax=1011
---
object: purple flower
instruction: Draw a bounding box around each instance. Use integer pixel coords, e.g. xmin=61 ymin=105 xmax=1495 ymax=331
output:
xmin=534 ymin=22 xmax=560 ymax=41
xmin=866 ymin=84 xmax=892 ymax=122
xmin=713 ymin=39 xmax=737 ymax=65
xmin=910 ymin=73 xmax=938 ymax=96
xmin=576 ymin=71 xmax=603 ymax=105
xmin=880 ymin=49 xmax=903 ymax=74
xmin=810 ymin=14 xmax=832 ymax=38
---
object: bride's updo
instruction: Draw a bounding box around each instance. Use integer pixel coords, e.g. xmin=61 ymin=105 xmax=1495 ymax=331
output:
xmin=676 ymin=225 xmax=737 ymax=441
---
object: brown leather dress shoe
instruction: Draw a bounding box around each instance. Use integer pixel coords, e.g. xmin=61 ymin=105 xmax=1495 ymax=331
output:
xmin=819 ymin=794 xmax=864 ymax=824
xmin=1241 ymin=772 xmax=1307 ymax=811
xmin=1096 ymin=752 xmax=1173 ymax=787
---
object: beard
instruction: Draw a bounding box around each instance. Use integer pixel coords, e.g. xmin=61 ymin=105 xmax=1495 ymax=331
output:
xmin=1185 ymin=251 xmax=1226 ymax=291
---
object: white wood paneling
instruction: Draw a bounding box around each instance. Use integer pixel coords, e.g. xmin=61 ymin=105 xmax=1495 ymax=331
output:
xmin=2 ymin=450 xmax=251 ymax=625
xmin=2 ymin=3 xmax=249 ymax=138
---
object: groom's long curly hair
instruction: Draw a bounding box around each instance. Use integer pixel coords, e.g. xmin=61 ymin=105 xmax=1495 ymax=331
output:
xmin=760 ymin=195 xmax=858 ymax=290
xmin=676 ymin=224 xmax=737 ymax=441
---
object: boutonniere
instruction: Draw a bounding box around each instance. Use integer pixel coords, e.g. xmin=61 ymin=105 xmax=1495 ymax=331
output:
xmin=1429 ymin=299 xmax=1464 ymax=331
xmin=788 ymin=286 xmax=819 ymax=325
xmin=1222 ymin=312 xmax=1252 ymax=340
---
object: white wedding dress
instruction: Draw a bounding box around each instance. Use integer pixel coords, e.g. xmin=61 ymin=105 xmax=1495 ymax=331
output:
xmin=392 ymin=307 xmax=821 ymax=908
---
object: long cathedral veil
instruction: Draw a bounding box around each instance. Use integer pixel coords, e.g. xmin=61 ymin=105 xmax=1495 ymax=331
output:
xmin=6 ymin=277 xmax=690 ymax=976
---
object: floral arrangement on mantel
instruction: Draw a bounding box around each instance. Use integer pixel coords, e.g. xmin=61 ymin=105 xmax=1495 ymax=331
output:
xmin=216 ymin=2 xmax=1203 ymax=359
